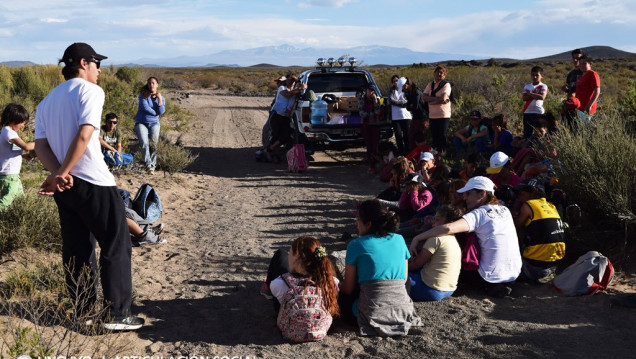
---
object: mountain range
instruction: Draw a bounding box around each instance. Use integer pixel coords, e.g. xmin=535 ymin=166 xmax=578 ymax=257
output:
xmin=2 ymin=45 xmax=634 ymax=68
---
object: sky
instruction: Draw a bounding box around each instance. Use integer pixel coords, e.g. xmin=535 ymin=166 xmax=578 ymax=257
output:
xmin=0 ymin=0 xmax=634 ymax=65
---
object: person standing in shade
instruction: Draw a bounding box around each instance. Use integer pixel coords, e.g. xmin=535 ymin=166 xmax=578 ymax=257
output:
xmin=35 ymin=43 xmax=143 ymax=330
xmin=135 ymin=77 xmax=165 ymax=175
xmin=421 ymin=65 xmax=452 ymax=153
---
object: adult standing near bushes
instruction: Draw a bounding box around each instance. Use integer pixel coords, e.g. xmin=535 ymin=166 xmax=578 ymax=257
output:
xmin=422 ymin=65 xmax=452 ymax=153
xmin=390 ymin=77 xmax=412 ymax=156
xmin=35 ymin=42 xmax=143 ymax=330
xmin=135 ymin=76 xmax=165 ymax=175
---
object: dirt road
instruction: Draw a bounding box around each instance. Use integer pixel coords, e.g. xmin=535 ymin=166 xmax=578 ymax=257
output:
xmin=113 ymin=90 xmax=636 ymax=358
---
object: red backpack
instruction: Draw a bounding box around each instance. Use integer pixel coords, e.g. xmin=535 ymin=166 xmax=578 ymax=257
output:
xmin=276 ymin=273 xmax=332 ymax=342
xmin=286 ymin=144 xmax=308 ymax=173
xmin=552 ymin=251 xmax=614 ymax=296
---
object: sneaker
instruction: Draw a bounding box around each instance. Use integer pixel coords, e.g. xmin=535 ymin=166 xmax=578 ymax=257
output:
xmin=260 ymin=281 xmax=273 ymax=300
xmin=537 ymin=272 xmax=556 ymax=284
xmin=134 ymin=230 xmax=166 ymax=246
xmin=151 ymin=223 xmax=165 ymax=235
xmin=104 ymin=316 xmax=145 ymax=331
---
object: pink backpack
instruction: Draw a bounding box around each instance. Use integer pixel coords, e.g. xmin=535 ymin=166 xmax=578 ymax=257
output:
xmin=276 ymin=273 xmax=332 ymax=342
xmin=287 ymin=144 xmax=308 ymax=173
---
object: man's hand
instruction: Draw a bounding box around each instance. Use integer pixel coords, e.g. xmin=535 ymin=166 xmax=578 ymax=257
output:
xmin=38 ymin=173 xmax=73 ymax=196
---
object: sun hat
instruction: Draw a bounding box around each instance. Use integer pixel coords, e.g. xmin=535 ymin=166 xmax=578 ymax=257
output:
xmin=420 ymin=152 xmax=434 ymax=161
xmin=456 ymin=176 xmax=495 ymax=194
xmin=275 ymin=76 xmax=287 ymax=82
xmin=486 ymin=151 xmax=510 ymax=174
xmin=61 ymin=43 xmax=107 ymax=65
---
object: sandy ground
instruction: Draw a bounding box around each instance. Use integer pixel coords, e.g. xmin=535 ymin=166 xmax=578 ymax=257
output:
xmin=5 ymin=89 xmax=636 ymax=358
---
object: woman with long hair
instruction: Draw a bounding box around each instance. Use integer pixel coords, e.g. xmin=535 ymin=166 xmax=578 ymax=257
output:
xmin=135 ymin=76 xmax=165 ymax=174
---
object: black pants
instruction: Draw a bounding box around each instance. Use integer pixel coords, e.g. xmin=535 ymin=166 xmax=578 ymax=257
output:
xmin=270 ymin=113 xmax=292 ymax=146
xmin=429 ymin=117 xmax=450 ymax=153
xmin=523 ymin=113 xmax=541 ymax=139
xmin=392 ymin=119 xmax=411 ymax=156
xmin=54 ymin=177 xmax=132 ymax=318
xmin=266 ymin=249 xmax=290 ymax=312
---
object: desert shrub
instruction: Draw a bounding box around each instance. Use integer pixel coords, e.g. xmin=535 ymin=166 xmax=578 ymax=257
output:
xmin=156 ymin=136 xmax=198 ymax=175
xmin=549 ymin=110 xmax=636 ymax=220
xmin=115 ymin=66 xmax=142 ymax=86
xmin=1 ymin=261 xmax=65 ymax=298
xmin=0 ymin=189 xmax=61 ymax=255
xmin=162 ymin=101 xmax=193 ymax=132
xmin=618 ymin=79 xmax=636 ymax=118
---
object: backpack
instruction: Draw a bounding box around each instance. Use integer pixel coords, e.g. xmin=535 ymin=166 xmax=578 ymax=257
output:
xmin=286 ymin=144 xmax=308 ymax=173
xmin=552 ymin=251 xmax=614 ymax=296
xmin=132 ymin=183 xmax=163 ymax=223
xmin=429 ymin=79 xmax=456 ymax=103
xmin=276 ymin=273 xmax=332 ymax=342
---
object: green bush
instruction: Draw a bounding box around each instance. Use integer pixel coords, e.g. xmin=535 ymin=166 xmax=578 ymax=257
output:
xmin=156 ymin=136 xmax=198 ymax=175
xmin=0 ymin=189 xmax=61 ymax=255
xmin=1 ymin=261 xmax=64 ymax=299
xmin=549 ymin=110 xmax=636 ymax=220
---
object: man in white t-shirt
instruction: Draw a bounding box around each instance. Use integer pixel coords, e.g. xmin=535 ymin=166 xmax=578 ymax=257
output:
xmin=35 ymin=43 xmax=143 ymax=331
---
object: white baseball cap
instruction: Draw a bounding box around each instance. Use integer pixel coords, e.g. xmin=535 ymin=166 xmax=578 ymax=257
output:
xmin=420 ymin=152 xmax=434 ymax=161
xmin=486 ymin=151 xmax=510 ymax=174
xmin=456 ymin=176 xmax=495 ymax=193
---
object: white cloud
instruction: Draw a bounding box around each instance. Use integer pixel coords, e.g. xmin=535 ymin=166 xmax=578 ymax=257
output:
xmin=298 ymin=0 xmax=356 ymax=8
xmin=40 ymin=18 xmax=67 ymax=23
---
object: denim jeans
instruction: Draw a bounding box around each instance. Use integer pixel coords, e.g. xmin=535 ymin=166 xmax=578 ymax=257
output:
xmin=408 ymin=272 xmax=454 ymax=301
xmin=135 ymin=122 xmax=160 ymax=170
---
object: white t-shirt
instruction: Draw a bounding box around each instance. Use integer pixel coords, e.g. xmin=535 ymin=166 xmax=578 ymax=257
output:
xmin=523 ymin=82 xmax=547 ymax=114
xmin=0 ymin=126 xmax=22 ymax=175
xmin=270 ymin=275 xmax=340 ymax=303
xmin=462 ymin=204 xmax=521 ymax=283
xmin=35 ymin=78 xmax=115 ymax=186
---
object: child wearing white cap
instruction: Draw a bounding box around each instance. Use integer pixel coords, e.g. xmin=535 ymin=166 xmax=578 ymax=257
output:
xmin=487 ymin=151 xmax=521 ymax=188
xmin=410 ymin=176 xmax=521 ymax=298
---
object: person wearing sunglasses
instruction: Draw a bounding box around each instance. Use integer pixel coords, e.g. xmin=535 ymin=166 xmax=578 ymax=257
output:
xmin=34 ymin=43 xmax=144 ymax=330
xmin=99 ymin=112 xmax=133 ymax=167
xmin=134 ymin=76 xmax=165 ymax=175
xmin=100 ymin=113 xmax=122 ymax=153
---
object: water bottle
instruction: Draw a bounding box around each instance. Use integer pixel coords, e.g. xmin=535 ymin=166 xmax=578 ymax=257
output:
xmin=310 ymin=99 xmax=328 ymax=125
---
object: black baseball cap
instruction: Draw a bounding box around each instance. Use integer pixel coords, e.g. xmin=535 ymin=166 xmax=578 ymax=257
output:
xmin=469 ymin=110 xmax=482 ymax=119
xmin=61 ymin=43 xmax=107 ymax=65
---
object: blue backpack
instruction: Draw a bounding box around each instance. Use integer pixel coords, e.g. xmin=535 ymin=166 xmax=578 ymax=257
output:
xmin=132 ymin=183 xmax=162 ymax=223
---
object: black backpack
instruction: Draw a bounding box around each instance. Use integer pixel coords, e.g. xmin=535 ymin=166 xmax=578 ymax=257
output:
xmin=430 ymin=79 xmax=456 ymax=103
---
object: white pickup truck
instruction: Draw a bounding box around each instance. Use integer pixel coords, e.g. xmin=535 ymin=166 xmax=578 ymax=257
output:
xmin=282 ymin=57 xmax=393 ymax=149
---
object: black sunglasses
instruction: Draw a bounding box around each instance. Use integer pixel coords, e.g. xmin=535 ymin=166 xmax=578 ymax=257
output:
xmin=88 ymin=59 xmax=101 ymax=69
xmin=107 ymin=121 xmax=118 ymax=124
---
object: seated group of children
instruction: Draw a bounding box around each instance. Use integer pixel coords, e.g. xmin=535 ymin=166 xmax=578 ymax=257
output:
xmin=262 ymin=111 xmax=566 ymax=341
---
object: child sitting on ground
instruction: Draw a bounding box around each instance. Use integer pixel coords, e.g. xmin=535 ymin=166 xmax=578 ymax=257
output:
xmin=408 ymin=205 xmax=463 ymax=301
xmin=377 ymin=172 xmax=433 ymax=222
xmin=453 ymin=110 xmax=490 ymax=158
xmin=264 ymin=236 xmax=340 ymax=342
xmin=0 ymin=103 xmax=35 ymax=209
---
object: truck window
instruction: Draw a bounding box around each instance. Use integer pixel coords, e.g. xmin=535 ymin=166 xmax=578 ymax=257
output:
xmin=306 ymin=72 xmax=370 ymax=93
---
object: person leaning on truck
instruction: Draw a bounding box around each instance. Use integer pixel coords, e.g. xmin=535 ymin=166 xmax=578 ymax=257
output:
xmin=265 ymin=75 xmax=307 ymax=161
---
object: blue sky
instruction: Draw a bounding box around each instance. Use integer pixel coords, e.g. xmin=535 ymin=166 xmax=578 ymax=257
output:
xmin=0 ymin=0 xmax=633 ymax=65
